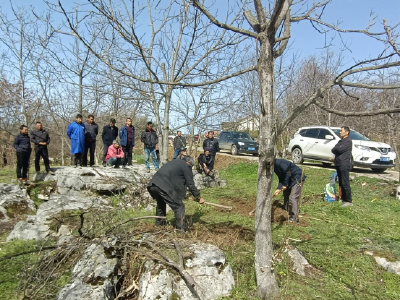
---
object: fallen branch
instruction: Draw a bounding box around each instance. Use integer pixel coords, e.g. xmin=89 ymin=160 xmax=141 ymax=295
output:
xmin=204 ymin=202 xmax=232 ymax=210
xmin=299 ymin=215 xmax=359 ymax=229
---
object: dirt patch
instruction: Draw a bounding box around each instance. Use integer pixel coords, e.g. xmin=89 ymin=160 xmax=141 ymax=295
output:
xmin=219 ymin=196 xmax=255 ymax=217
xmin=301 ymin=234 xmax=313 ymax=241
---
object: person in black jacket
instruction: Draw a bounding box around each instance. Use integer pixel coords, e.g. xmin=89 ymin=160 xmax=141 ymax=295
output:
xmin=141 ymin=122 xmax=159 ymax=172
xmin=331 ymin=126 xmax=353 ymax=207
xmin=273 ymin=159 xmax=306 ymax=222
xmin=173 ymin=131 xmax=186 ymax=159
xmin=30 ymin=122 xmax=52 ymax=174
xmin=83 ymin=114 xmax=99 ymax=167
xmin=197 ymin=148 xmax=214 ymax=176
xmin=14 ymin=125 xmax=32 ymax=182
xmin=102 ymin=118 xmax=118 ymax=167
xmin=147 ymin=156 xmax=205 ymax=232
xmin=202 ymin=131 xmax=219 ymax=171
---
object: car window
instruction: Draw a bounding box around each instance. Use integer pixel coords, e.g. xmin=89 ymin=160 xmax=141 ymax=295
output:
xmin=220 ymin=133 xmax=226 ymax=140
xmin=303 ymin=129 xmax=319 ymax=138
xmin=317 ymin=129 xmax=332 ymax=139
xmin=299 ymin=129 xmax=308 ymax=137
xmin=332 ymin=129 xmax=369 ymax=141
xmin=232 ymin=132 xmax=251 ymax=139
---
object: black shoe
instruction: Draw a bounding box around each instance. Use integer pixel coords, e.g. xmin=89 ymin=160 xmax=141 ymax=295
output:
xmin=102 ymin=162 xmax=106 ymax=167
xmin=288 ymin=216 xmax=299 ymax=223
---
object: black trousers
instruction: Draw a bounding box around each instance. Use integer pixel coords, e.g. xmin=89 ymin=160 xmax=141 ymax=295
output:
xmin=147 ymin=184 xmax=186 ymax=231
xmin=71 ymin=153 xmax=83 ymax=166
xmin=34 ymin=147 xmax=50 ymax=172
xmin=103 ymin=143 xmax=111 ymax=163
xmin=122 ymin=143 xmax=133 ymax=166
xmin=16 ymin=151 xmax=30 ymax=179
xmin=83 ymin=140 xmax=96 ymax=166
xmin=336 ymin=165 xmax=352 ymax=202
xmin=208 ymin=154 xmax=215 ymax=170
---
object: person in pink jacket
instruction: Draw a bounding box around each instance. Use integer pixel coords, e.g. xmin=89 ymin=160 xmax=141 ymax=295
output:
xmin=106 ymin=140 xmax=124 ymax=168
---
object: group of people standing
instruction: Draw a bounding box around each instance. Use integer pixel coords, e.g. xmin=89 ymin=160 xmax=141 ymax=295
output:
xmin=66 ymin=114 xmax=159 ymax=172
xmin=13 ymin=115 xmax=161 ymax=181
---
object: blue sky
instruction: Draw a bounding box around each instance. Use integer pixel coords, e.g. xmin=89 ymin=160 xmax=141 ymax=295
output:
xmin=289 ymin=0 xmax=400 ymax=63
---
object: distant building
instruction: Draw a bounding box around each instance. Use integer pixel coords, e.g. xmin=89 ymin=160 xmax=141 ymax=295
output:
xmin=221 ymin=115 xmax=259 ymax=131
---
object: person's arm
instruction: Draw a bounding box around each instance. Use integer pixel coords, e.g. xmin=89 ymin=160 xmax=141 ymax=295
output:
xmin=118 ymin=148 xmax=124 ymax=158
xmin=182 ymin=165 xmax=201 ymax=200
xmin=102 ymin=126 xmax=106 ymax=142
xmin=202 ymin=139 xmax=207 ymax=149
xmin=46 ymin=132 xmax=50 ymax=145
xmin=332 ymin=139 xmax=351 ymax=155
xmin=215 ymin=139 xmax=220 ymax=152
xmin=30 ymin=131 xmax=38 ymax=146
xmin=14 ymin=135 xmax=20 ymax=152
xmin=94 ymin=124 xmax=99 ymax=136
xmin=182 ymin=136 xmax=186 ymax=147
xmin=154 ymin=132 xmax=158 ymax=145
xmin=140 ymin=131 xmax=145 ymax=143
xmin=113 ymin=126 xmax=118 ymax=140
xmin=132 ymin=127 xmax=135 ymax=147
xmin=67 ymin=124 xmax=72 ymax=139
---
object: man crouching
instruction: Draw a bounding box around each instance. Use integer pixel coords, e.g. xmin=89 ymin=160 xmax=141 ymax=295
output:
xmin=147 ymin=155 xmax=205 ymax=232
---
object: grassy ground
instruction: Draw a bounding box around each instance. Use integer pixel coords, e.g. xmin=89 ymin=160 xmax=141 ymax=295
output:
xmin=0 ymin=162 xmax=399 ymax=299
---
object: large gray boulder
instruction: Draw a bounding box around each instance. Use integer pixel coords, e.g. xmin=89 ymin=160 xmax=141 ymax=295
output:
xmin=57 ymin=244 xmax=120 ymax=300
xmin=0 ymin=183 xmax=36 ymax=220
xmin=193 ymin=171 xmax=226 ymax=190
xmin=7 ymin=194 xmax=108 ymax=241
xmin=138 ymin=243 xmax=235 ymax=300
xmin=54 ymin=166 xmax=151 ymax=194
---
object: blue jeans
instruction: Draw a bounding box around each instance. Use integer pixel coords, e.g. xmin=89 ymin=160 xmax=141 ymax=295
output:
xmin=107 ymin=157 xmax=122 ymax=167
xmin=172 ymin=148 xmax=181 ymax=159
xmin=144 ymin=147 xmax=159 ymax=169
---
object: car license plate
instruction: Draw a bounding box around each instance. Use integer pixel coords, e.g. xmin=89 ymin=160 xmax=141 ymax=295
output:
xmin=248 ymin=147 xmax=255 ymax=151
xmin=380 ymin=157 xmax=390 ymax=162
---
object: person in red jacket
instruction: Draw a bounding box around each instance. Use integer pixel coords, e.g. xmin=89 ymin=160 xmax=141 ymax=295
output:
xmin=105 ymin=140 xmax=124 ymax=168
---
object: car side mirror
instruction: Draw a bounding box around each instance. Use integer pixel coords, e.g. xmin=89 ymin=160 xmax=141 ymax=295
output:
xmin=325 ymin=135 xmax=334 ymax=140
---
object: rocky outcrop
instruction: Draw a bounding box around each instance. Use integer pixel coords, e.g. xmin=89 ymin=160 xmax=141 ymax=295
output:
xmin=7 ymin=194 xmax=108 ymax=241
xmin=0 ymin=183 xmax=36 ymax=220
xmin=138 ymin=243 xmax=235 ymax=300
xmin=57 ymin=243 xmax=120 ymax=300
xmin=193 ymin=171 xmax=226 ymax=189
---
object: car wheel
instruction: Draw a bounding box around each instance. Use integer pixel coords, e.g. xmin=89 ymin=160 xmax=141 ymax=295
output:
xmin=231 ymin=145 xmax=238 ymax=155
xmin=322 ymin=162 xmax=332 ymax=167
xmin=371 ymin=168 xmax=386 ymax=173
xmin=291 ymin=148 xmax=303 ymax=164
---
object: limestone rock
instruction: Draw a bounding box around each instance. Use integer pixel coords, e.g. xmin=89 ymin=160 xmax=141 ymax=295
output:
xmin=7 ymin=194 xmax=108 ymax=241
xmin=32 ymin=172 xmax=56 ymax=182
xmin=57 ymin=244 xmax=120 ymax=300
xmin=54 ymin=166 xmax=142 ymax=194
xmin=138 ymin=243 xmax=235 ymax=300
xmin=287 ymin=246 xmax=311 ymax=276
xmin=375 ymin=257 xmax=400 ymax=276
xmin=0 ymin=183 xmax=36 ymax=219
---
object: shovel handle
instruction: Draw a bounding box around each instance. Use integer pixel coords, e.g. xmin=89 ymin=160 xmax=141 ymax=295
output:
xmin=204 ymin=201 xmax=232 ymax=210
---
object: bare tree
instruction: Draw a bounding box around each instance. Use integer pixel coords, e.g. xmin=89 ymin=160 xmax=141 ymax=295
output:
xmin=192 ymin=0 xmax=400 ymax=298
xmin=55 ymin=0 xmax=252 ymax=164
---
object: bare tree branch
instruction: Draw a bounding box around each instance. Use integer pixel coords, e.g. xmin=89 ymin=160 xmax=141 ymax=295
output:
xmin=314 ymin=99 xmax=400 ymax=116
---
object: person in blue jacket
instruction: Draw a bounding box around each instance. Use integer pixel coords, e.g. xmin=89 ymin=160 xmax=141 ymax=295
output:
xmin=273 ymin=158 xmax=306 ymax=223
xmin=67 ymin=114 xmax=85 ymax=167
xmin=119 ymin=118 xmax=135 ymax=167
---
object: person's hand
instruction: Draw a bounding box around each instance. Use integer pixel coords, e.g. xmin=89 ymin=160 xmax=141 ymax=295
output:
xmin=281 ymin=186 xmax=287 ymax=191
xmin=273 ymin=189 xmax=281 ymax=197
xmin=199 ymin=198 xmax=205 ymax=204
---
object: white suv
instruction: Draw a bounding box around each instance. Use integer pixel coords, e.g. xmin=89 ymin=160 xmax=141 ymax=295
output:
xmin=288 ymin=126 xmax=396 ymax=173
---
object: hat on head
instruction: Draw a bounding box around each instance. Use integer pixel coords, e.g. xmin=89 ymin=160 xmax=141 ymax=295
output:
xmin=204 ymin=147 xmax=211 ymax=152
xmin=180 ymin=147 xmax=187 ymax=151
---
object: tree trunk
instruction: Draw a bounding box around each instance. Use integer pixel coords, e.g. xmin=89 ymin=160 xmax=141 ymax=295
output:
xmin=161 ymin=90 xmax=172 ymax=164
xmin=78 ymin=71 xmax=83 ymax=115
xmin=254 ymin=33 xmax=280 ymax=299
